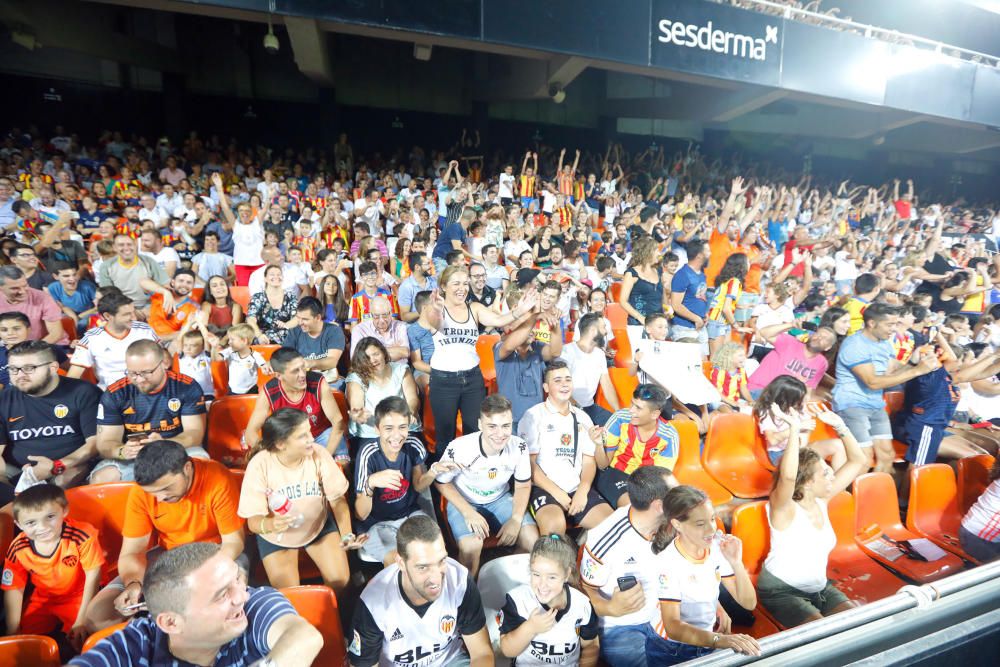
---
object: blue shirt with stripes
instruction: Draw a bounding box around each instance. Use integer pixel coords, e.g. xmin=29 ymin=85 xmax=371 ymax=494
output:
xmin=69 ymin=586 xmax=296 ymax=666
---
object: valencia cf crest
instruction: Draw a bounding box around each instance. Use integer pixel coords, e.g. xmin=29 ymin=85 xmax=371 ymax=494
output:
xmin=54 ymin=404 xmax=69 ymax=419
xmin=561 ymin=434 xmax=571 ymax=446
xmin=487 ymin=468 xmax=498 ymax=480
xmin=168 ymin=398 xmax=181 ymax=412
xmin=62 ymin=555 xmax=79 ymax=568
xmin=495 ymin=610 xmax=503 ymax=626
xmin=439 ymin=615 xmax=456 ymax=635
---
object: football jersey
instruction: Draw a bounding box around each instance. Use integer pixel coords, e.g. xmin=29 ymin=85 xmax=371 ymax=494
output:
xmin=2 ymin=518 xmax=104 ymax=598
xmin=349 ymin=287 xmax=399 ymax=323
xmin=707 ymin=277 xmax=742 ymax=322
xmin=708 ymin=367 xmax=747 ymax=404
xmin=97 ymin=371 xmax=206 ymax=439
xmin=264 ymin=373 xmax=330 ymax=439
xmin=354 ymin=437 xmax=427 ymax=531
xmin=436 ymin=432 xmax=531 ymax=506
xmin=498 ymin=583 xmax=598 ymax=667
xmin=517 ymin=401 xmax=595 ymax=493
xmin=349 ymin=558 xmax=485 ymax=667
xmin=70 ymin=322 xmax=160 ymax=389
xmin=961 ymin=479 xmax=1000 ymax=542
xmin=603 ymin=410 xmax=679 ymax=474
xmin=652 ymin=539 xmax=734 ymax=638
xmin=903 ymin=367 xmax=960 ymax=425
xmin=0 ymin=377 xmax=102 ymax=466
xmin=219 ymin=347 xmax=268 ymax=394
xmin=580 ymin=506 xmax=661 ymax=630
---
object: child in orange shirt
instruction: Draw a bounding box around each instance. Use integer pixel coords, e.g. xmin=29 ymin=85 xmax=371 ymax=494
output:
xmin=2 ymin=485 xmax=104 ymax=651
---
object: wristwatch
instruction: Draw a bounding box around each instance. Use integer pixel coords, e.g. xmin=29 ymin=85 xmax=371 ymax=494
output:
xmin=51 ymin=459 xmax=66 ymax=476
xmin=712 ymin=634 xmax=720 ymax=648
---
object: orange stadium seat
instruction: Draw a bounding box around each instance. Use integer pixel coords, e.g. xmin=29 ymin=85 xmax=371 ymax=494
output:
xmin=609 ymin=282 xmax=622 ymax=304
xmin=82 ymin=622 xmax=129 ymax=652
xmin=827 ymin=491 xmax=906 ymax=604
xmin=730 ymin=501 xmax=786 ymax=631
xmin=605 ymin=303 xmax=628 ymax=330
xmin=702 ymin=413 xmax=773 ymax=498
xmin=595 ymin=366 xmax=636 ymax=413
xmin=281 ymin=586 xmax=348 ymax=667
xmin=671 ymin=419 xmax=732 ymax=505
xmin=210 ymin=359 xmax=230 ymax=398
xmin=611 ymin=329 xmax=632 ymax=368
xmin=906 ymin=464 xmax=977 ymax=563
xmin=957 ymin=454 xmax=994 ymax=514
xmin=230 ymin=286 xmax=250 ymax=311
xmin=852 ymin=472 xmax=964 ymax=583
xmin=0 ymin=635 xmax=60 ymax=667
xmin=61 ymin=315 xmax=78 ymax=342
xmin=0 ymin=511 xmax=13 ymax=566
xmin=66 ymin=482 xmax=141 ymax=584
xmin=251 ymin=344 xmax=281 ymax=362
xmin=475 ymin=334 xmax=500 ymax=394
xmin=206 ymin=394 xmax=257 ymax=468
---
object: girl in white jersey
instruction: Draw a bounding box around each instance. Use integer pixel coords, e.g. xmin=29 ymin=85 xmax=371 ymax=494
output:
xmin=960 ymin=455 xmax=1000 ymax=562
xmin=647 ymin=486 xmax=760 ymax=664
xmin=757 ymin=404 xmax=868 ymax=627
xmin=428 ymin=265 xmax=538 ymax=454
xmin=499 ymin=535 xmax=599 ymax=666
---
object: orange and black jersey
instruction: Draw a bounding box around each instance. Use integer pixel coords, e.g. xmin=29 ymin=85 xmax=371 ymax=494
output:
xmin=2 ymin=518 xmax=104 ymax=598
xmin=97 ymin=371 xmax=206 ymax=439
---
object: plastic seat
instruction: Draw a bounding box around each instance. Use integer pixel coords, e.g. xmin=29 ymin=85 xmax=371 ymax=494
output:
xmin=476 ymin=334 xmax=501 ymax=393
xmin=210 ymin=359 xmax=230 ymax=398
xmin=605 ymin=303 xmax=628 ymax=330
xmin=957 ymin=454 xmax=994 ymax=514
xmin=882 ymin=392 xmax=909 ymax=461
xmin=730 ymin=502 xmax=787 ymax=632
xmin=251 ymin=344 xmax=281 ymax=362
xmin=280 ymin=586 xmax=348 ymax=667
xmin=827 ymin=491 xmax=906 ymax=603
xmin=206 ymin=394 xmax=257 ymax=468
xmin=609 ymin=282 xmax=622 ymax=304
xmin=0 ymin=635 xmax=60 ymax=666
xmin=191 ymin=287 xmax=204 ymax=302
xmin=230 ymin=286 xmax=250 ymax=311
xmin=61 ymin=315 xmax=78 ymax=342
xmin=479 ymin=554 xmax=530 ymax=663
xmin=702 ymin=414 xmax=773 ymax=499
xmin=611 ymin=328 xmax=632 ymax=368
xmin=595 ymin=367 xmax=636 ymax=413
xmin=66 ymin=483 xmax=139 ymax=584
xmin=82 ymin=621 xmax=128 ymax=652
xmin=906 ymin=464 xmax=978 ymax=563
xmin=852 ymin=472 xmax=964 ymax=583
xmin=0 ymin=512 xmax=13 ymax=565
xmin=671 ymin=420 xmax=733 ymax=506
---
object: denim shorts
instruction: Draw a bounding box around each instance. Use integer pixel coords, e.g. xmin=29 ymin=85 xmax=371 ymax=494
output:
xmin=706 ymin=320 xmax=731 ymax=340
xmin=836 ymin=406 xmax=892 ymax=447
xmin=445 ymin=492 xmax=534 ymax=542
xmin=89 ymin=446 xmax=210 ymax=482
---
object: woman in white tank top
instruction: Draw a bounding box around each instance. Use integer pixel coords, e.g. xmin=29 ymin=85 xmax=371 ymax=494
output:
xmin=428 ymin=265 xmax=538 ymax=455
xmin=757 ymin=404 xmax=869 ymax=627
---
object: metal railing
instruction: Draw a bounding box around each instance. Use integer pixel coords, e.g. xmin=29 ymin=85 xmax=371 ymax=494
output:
xmin=685 ymin=559 xmax=1000 ymax=666
xmin=725 ymin=0 xmax=1000 ymax=67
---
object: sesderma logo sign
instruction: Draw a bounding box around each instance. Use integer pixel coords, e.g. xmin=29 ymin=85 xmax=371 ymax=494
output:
xmin=657 ymin=18 xmax=779 ymax=61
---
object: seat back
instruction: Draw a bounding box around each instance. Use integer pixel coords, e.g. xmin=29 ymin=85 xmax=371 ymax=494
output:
xmin=210 ymin=359 xmax=230 ymax=398
xmin=82 ymin=622 xmax=129 ymax=652
xmin=61 ymin=315 xmax=78 ymax=342
xmin=476 ymin=334 xmax=501 ymax=384
xmin=251 ymin=344 xmax=281 ymax=362
xmin=828 ymin=491 xmax=861 ymax=554
xmin=611 ymin=328 xmax=632 ymax=368
xmin=957 ymin=454 xmax=995 ymax=514
xmin=731 ymin=501 xmax=770 ymax=575
xmin=609 ymin=282 xmax=622 ymax=304
xmin=0 ymin=635 xmax=60 ymax=667
xmin=605 ymin=303 xmax=628 ymax=330
xmin=206 ymin=394 xmax=257 ymax=467
xmin=883 ymin=391 xmax=904 ymax=417
xmin=0 ymin=512 xmax=13 ymax=566
xmin=852 ymin=472 xmax=903 ymax=535
xmin=702 ymin=413 xmax=773 ymax=498
xmin=671 ymin=420 xmax=733 ymax=505
xmin=66 ymin=482 xmax=136 ymax=583
xmin=907 ymin=464 xmax=962 ymax=538
xmin=281 ymin=586 xmax=347 ymax=667
xmin=230 ymin=286 xmax=250 ymax=311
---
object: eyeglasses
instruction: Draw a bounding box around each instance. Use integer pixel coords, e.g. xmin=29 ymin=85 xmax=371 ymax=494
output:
xmin=8 ymin=364 xmax=48 ymax=375
xmin=126 ymin=363 xmax=162 ymax=380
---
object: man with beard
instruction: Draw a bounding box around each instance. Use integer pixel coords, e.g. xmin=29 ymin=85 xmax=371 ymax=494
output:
xmin=560 ymin=312 xmax=620 ymax=425
xmin=0 ymin=341 xmax=101 ymax=488
xmin=748 ymin=325 xmax=838 ymax=400
xmin=348 ymin=514 xmax=492 ymax=667
xmin=147 ymin=269 xmax=200 ymax=342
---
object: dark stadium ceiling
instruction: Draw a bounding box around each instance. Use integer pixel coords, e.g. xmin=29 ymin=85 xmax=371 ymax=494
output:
xmin=6 ymin=0 xmax=1000 ymax=164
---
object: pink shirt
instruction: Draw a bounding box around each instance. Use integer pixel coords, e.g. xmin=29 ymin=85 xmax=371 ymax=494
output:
xmin=748 ymin=333 xmax=827 ymax=391
xmin=0 ymin=287 xmax=68 ymax=345
xmin=350 ymin=318 xmax=409 ymax=356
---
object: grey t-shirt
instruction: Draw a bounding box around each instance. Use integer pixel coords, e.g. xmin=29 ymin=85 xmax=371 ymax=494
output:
xmin=283 ymin=323 xmax=346 ymax=362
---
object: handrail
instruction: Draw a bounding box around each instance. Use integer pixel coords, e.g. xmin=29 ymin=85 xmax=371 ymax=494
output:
xmin=684 ymin=559 xmax=1000 ymax=666
xmin=728 ymin=0 xmax=1000 ymax=67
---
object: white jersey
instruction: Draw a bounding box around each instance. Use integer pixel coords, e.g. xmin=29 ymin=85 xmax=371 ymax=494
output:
xmin=497 ymin=583 xmax=599 ymax=666
xmin=219 ymin=347 xmax=268 ymax=394
xmin=178 ymin=351 xmax=213 ymax=396
xmin=559 ymin=343 xmax=607 ymax=409
xmin=70 ymin=322 xmax=160 ymax=389
xmin=350 ymin=558 xmax=483 ymax=667
xmin=962 ymin=478 xmax=1000 ymax=543
xmin=436 ymin=432 xmax=531 ymax=505
xmin=580 ymin=506 xmax=660 ymax=630
xmin=499 ymin=173 xmax=516 ymax=199
xmin=517 ymin=401 xmax=594 ymax=492
xmin=651 ymin=539 xmax=734 ymax=639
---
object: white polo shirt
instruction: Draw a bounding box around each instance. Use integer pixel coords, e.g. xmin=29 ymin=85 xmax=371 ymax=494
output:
xmin=517 ymin=400 xmax=594 ymax=492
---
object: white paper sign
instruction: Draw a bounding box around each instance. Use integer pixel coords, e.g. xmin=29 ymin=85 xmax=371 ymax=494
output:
xmin=637 ymin=340 xmax=721 ymax=405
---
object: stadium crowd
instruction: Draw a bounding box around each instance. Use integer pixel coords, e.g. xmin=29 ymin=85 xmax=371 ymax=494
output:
xmin=0 ymin=124 xmax=999 ymax=667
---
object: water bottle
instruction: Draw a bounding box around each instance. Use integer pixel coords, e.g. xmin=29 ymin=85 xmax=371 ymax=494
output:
xmin=266 ymin=489 xmax=305 ymax=530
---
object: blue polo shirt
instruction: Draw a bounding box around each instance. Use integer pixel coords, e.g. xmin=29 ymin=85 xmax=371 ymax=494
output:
xmin=69 ymin=587 xmax=296 ymax=666
xmin=670 ymin=264 xmax=708 ymax=328
xmin=432 ymin=222 xmax=466 ymax=262
xmin=832 ymin=331 xmax=894 ymax=411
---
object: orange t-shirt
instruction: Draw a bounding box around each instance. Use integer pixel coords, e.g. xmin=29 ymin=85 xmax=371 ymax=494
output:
xmin=705 ymin=228 xmax=736 ymax=287
xmin=740 ymin=244 xmax=763 ymax=294
xmin=123 ymin=458 xmax=244 ymax=550
xmin=2 ymin=518 xmax=104 ymax=598
xmin=147 ymin=294 xmax=200 ymax=337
